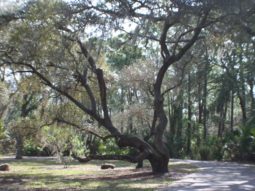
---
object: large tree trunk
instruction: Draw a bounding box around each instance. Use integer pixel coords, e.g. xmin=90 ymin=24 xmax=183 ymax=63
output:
xmin=148 ymin=155 xmax=169 ymax=174
xmin=15 ymin=136 xmax=23 ymax=160
xmin=150 ymin=93 xmax=170 ymax=173
xmin=136 ymin=160 xmax=144 ymax=169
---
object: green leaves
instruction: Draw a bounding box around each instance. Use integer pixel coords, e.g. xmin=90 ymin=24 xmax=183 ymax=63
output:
xmin=107 ymin=35 xmax=143 ymax=70
xmin=0 ymin=81 xmax=8 ymax=109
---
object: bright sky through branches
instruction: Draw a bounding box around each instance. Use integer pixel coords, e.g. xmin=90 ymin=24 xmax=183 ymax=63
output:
xmin=0 ymin=0 xmax=25 ymax=13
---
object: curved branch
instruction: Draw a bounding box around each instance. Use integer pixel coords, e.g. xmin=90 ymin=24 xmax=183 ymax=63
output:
xmin=155 ymin=9 xmax=210 ymax=94
xmin=77 ymin=39 xmax=112 ymax=123
xmin=72 ymin=150 xmax=150 ymax=164
xmin=72 ymin=154 xmax=137 ymax=163
xmin=56 ymin=118 xmax=113 ymax=141
xmin=76 ymin=69 xmax=97 ymax=112
xmin=11 ymin=60 xmax=105 ymax=126
xmin=96 ymin=68 xmax=110 ymax=120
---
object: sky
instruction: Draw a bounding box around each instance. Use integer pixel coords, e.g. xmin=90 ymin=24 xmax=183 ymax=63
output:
xmin=0 ymin=0 xmax=24 ymax=13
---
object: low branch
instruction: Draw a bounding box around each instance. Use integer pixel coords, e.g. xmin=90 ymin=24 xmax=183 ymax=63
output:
xmin=56 ymin=118 xmax=113 ymax=141
xmin=72 ymin=152 xmax=148 ymax=164
xmin=39 ymin=120 xmax=56 ymax=129
xmin=5 ymin=56 xmax=105 ymax=126
xmin=72 ymin=154 xmax=136 ymax=163
xmin=173 ymin=9 xmax=210 ymax=62
xmin=77 ymin=39 xmax=113 ymax=125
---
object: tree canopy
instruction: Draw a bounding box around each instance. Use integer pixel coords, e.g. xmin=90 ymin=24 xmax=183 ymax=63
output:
xmin=0 ymin=0 xmax=255 ymax=174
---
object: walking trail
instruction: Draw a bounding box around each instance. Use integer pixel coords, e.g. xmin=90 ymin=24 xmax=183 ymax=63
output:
xmin=159 ymin=159 xmax=255 ymax=191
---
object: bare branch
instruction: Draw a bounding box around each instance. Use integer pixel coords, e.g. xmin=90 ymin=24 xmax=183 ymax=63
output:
xmin=9 ymin=60 xmax=105 ymax=126
xmin=56 ymin=117 xmax=113 ymax=141
xmin=162 ymin=58 xmax=191 ymax=96
xmin=72 ymin=154 xmax=138 ymax=163
xmin=72 ymin=148 xmax=150 ymax=164
xmin=76 ymin=69 xmax=97 ymax=112
xmin=77 ymin=39 xmax=111 ymax=121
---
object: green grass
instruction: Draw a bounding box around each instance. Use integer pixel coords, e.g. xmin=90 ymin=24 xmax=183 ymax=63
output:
xmin=0 ymin=156 xmax=197 ymax=191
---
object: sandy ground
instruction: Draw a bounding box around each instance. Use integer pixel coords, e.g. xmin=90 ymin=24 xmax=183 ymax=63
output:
xmin=159 ymin=159 xmax=255 ymax=191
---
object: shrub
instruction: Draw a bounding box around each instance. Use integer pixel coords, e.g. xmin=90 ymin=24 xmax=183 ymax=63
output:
xmin=23 ymin=140 xmax=50 ymax=156
xmin=222 ymin=119 xmax=255 ymax=162
xmin=98 ymin=138 xmax=130 ymax=155
xmin=199 ymin=145 xmax=211 ymax=160
xmin=23 ymin=144 xmax=43 ymax=156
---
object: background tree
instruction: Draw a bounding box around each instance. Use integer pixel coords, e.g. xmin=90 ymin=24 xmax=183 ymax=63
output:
xmin=0 ymin=81 xmax=8 ymax=117
xmin=3 ymin=75 xmax=45 ymax=159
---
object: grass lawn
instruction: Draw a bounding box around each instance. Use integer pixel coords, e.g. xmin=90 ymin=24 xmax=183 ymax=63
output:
xmin=0 ymin=156 xmax=197 ymax=191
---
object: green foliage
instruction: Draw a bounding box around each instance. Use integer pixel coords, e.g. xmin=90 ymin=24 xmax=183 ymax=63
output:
xmin=98 ymin=138 xmax=130 ymax=155
xmin=223 ymin=124 xmax=255 ymax=161
xmin=41 ymin=126 xmax=71 ymax=153
xmin=166 ymin=134 xmax=186 ymax=159
xmin=190 ymin=136 xmax=224 ymax=161
xmin=0 ymin=120 xmax=14 ymax=154
xmin=0 ymin=120 xmax=5 ymax=140
xmin=209 ymin=138 xmax=224 ymax=160
xmin=0 ymin=81 xmax=8 ymax=110
xmin=41 ymin=125 xmax=87 ymax=161
xmin=199 ymin=145 xmax=211 ymax=161
xmin=7 ymin=117 xmax=39 ymax=139
xmin=107 ymin=35 xmax=143 ymax=70
xmin=23 ymin=140 xmax=45 ymax=156
xmin=70 ymin=133 xmax=87 ymax=156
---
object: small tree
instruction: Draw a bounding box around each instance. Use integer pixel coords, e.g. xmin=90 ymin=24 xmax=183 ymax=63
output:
xmin=7 ymin=117 xmax=38 ymax=159
xmin=41 ymin=125 xmax=86 ymax=164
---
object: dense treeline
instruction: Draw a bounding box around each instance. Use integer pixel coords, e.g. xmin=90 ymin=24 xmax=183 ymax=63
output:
xmin=0 ymin=0 xmax=254 ymax=174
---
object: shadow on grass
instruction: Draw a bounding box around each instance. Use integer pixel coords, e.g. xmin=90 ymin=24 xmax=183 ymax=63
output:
xmin=0 ymin=171 xmax=167 ymax=191
xmin=0 ymin=156 xmax=136 ymax=168
xmin=0 ymin=157 xmax=196 ymax=191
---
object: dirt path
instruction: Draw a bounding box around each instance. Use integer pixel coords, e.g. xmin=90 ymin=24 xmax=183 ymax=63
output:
xmin=159 ymin=159 xmax=255 ymax=191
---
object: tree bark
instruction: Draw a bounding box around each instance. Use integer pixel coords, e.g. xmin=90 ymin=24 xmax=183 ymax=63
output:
xmin=198 ymin=81 xmax=203 ymax=124
xmin=238 ymin=94 xmax=247 ymax=123
xmin=148 ymin=155 xmax=169 ymax=174
xmin=203 ymin=43 xmax=209 ymax=140
xmin=230 ymin=90 xmax=234 ymax=132
xmin=187 ymin=73 xmax=192 ymax=156
xmin=15 ymin=136 xmax=23 ymax=160
xmin=74 ymin=133 xmax=169 ymax=174
xmin=238 ymin=46 xmax=247 ymax=123
xmin=151 ymin=92 xmax=170 ymax=173
xmin=218 ymin=102 xmax=228 ymax=137
xmin=136 ymin=160 xmax=143 ymax=169
xmin=248 ymin=79 xmax=255 ymax=115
